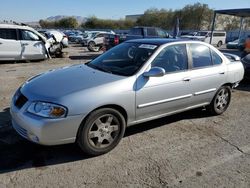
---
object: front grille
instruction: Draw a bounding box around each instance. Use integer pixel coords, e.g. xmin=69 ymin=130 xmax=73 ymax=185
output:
xmin=12 ymin=121 xmax=28 ymax=139
xmin=15 ymin=92 xmax=28 ymax=109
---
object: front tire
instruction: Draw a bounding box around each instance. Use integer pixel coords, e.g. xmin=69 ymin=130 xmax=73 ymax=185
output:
xmin=208 ymin=86 xmax=231 ymax=115
xmin=87 ymin=41 xmax=100 ymax=52
xmin=77 ymin=108 xmax=126 ymax=156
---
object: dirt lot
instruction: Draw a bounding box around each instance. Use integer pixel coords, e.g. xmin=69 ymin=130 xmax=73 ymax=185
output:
xmin=0 ymin=45 xmax=250 ymax=188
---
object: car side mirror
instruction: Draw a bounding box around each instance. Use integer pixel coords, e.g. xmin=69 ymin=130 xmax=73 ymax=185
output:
xmin=143 ymin=67 xmax=165 ymax=77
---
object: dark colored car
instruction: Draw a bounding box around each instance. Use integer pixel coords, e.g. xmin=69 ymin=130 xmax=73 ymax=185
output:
xmin=103 ymin=33 xmax=120 ymax=51
xmin=241 ymin=54 xmax=250 ymax=80
xmin=103 ymin=27 xmax=170 ymax=51
xmin=226 ymin=38 xmax=245 ymax=51
xmin=125 ymin=26 xmax=170 ymax=41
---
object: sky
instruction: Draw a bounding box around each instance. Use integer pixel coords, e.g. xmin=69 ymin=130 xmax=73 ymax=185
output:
xmin=0 ymin=0 xmax=249 ymax=22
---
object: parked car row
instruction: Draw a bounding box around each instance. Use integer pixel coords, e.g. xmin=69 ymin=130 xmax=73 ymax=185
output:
xmin=67 ymin=27 xmax=171 ymax=52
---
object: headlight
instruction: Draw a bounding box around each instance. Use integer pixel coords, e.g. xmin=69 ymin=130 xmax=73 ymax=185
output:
xmin=27 ymin=102 xmax=67 ymax=118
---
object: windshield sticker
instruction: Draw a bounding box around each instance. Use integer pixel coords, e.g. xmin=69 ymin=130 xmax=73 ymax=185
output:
xmin=139 ymin=44 xmax=157 ymax=50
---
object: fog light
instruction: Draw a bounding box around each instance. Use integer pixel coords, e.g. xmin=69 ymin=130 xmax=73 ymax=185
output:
xmin=28 ymin=132 xmax=39 ymax=143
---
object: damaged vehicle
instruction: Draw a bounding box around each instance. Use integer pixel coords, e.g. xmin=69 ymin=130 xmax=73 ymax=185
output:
xmin=0 ymin=24 xmax=52 ymax=61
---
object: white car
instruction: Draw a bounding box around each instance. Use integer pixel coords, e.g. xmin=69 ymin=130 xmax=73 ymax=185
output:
xmin=0 ymin=24 xmax=51 ymax=61
xmin=82 ymin=31 xmax=114 ymax=52
xmin=45 ymin=30 xmax=69 ymax=48
xmin=181 ymin=31 xmax=226 ymax=47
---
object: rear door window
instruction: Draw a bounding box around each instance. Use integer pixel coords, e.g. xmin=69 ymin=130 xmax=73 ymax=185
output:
xmin=189 ymin=43 xmax=213 ymax=68
xmin=0 ymin=29 xmax=17 ymax=40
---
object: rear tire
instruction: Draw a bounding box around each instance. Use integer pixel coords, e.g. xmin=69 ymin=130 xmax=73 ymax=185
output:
xmin=207 ymin=86 xmax=231 ymax=115
xmin=217 ymin=41 xmax=223 ymax=47
xmin=77 ymin=108 xmax=126 ymax=156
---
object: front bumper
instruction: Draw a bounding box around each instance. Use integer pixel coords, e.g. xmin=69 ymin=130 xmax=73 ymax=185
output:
xmin=10 ymin=95 xmax=84 ymax=146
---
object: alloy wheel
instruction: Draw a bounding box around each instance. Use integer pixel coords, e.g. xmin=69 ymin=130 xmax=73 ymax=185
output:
xmin=87 ymin=114 xmax=120 ymax=149
xmin=215 ymin=88 xmax=230 ymax=112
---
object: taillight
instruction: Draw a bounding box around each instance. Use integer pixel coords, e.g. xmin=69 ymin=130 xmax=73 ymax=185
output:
xmin=114 ymin=36 xmax=119 ymax=45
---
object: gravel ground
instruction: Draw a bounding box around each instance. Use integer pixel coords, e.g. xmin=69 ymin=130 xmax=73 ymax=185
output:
xmin=0 ymin=45 xmax=249 ymax=188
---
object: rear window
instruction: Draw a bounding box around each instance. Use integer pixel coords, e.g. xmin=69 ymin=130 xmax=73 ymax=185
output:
xmin=0 ymin=28 xmax=17 ymax=40
xmin=211 ymin=50 xmax=222 ymax=65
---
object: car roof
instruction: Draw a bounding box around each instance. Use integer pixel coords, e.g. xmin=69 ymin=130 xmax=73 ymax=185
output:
xmin=0 ymin=24 xmax=34 ymax=30
xmin=125 ymin=38 xmax=188 ymax=45
xmin=0 ymin=24 xmax=47 ymax=41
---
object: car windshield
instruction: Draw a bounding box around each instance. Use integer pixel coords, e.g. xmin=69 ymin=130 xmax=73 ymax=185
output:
xmin=232 ymin=39 xmax=239 ymax=43
xmin=87 ymin=42 xmax=159 ymax=76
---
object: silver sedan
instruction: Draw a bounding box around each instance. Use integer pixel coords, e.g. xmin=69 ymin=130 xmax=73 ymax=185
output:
xmin=11 ymin=39 xmax=244 ymax=156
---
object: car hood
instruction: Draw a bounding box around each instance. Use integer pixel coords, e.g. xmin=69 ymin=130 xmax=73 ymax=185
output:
xmin=21 ymin=64 xmax=124 ymax=101
xmin=228 ymin=42 xmax=237 ymax=45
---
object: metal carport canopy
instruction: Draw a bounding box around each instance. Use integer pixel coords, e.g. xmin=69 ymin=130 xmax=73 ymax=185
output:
xmin=215 ymin=8 xmax=250 ymax=17
xmin=210 ymin=8 xmax=250 ymax=44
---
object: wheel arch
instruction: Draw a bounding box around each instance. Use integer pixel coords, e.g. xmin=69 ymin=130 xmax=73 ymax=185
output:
xmin=88 ymin=40 xmax=96 ymax=45
xmin=93 ymin=104 xmax=128 ymax=123
xmin=221 ymin=83 xmax=233 ymax=89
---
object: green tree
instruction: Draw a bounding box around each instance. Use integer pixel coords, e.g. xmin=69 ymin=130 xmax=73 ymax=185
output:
xmin=83 ymin=17 xmax=135 ymax=29
xmin=136 ymin=3 xmax=213 ymax=30
xmin=177 ymin=3 xmax=213 ymax=30
xmin=136 ymin=8 xmax=175 ymax=29
xmin=56 ymin=17 xmax=78 ymax=28
xmin=39 ymin=17 xmax=78 ymax=29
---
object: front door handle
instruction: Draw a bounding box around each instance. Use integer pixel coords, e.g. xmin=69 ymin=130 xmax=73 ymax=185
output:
xmin=183 ymin=77 xmax=191 ymax=82
xmin=219 ymin=71 xmax=225 ymax=75
xmin=0 ymin=42 xmax=2 ymax=45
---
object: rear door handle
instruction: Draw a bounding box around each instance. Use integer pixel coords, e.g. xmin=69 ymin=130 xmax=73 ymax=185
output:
xmin=0 ymin=42 xmax=2 ymax=45
xmin=183 ymin=77 xmax=191 ymax=82
xmin=22 ymin=43 xmax=29 ymax=46
xmin=219 ymin=71 xmax=225 ymax=75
